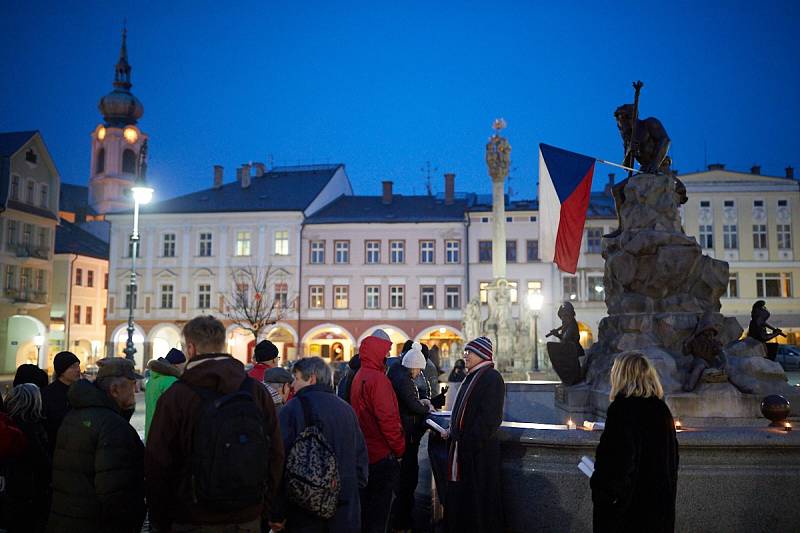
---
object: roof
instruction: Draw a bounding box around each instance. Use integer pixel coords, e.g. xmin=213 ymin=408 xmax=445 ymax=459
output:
xmin=59 ymin=183 xmax=97 ymax=215
xmin=136 ymin=164 xmax=345 ymax=215
xmin=55 ymin=219 xmax=110 ymax=259
xmin=305 ymin=194 xmax=470 ymax=224
xmin=586 ymin=191 xmax=616 ymax=217
xmin=0 ymin=131 xmax=37 ymax=157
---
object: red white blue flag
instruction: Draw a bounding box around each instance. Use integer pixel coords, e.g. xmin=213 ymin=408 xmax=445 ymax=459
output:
xmin=538 ymin=143 xmax=596 ymax=274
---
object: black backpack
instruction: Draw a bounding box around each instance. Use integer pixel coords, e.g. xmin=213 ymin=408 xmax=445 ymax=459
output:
xmin=183 ymin=377 xmax=271 ymax=511
xmin=285 ymin=395 xmax=341 ymax=519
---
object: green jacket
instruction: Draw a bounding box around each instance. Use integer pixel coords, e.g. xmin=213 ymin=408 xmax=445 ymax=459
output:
xmin=48 ymin=379 xmax=145 ymax=533
xmin=144 ymin=358 xmax=181 ymax=439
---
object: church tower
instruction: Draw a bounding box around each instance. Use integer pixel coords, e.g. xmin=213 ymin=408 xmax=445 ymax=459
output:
xmin=89 ymin=26 xmax=148 ymax=214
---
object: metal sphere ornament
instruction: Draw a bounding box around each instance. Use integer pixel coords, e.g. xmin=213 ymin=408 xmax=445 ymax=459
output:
xmin=760 ymin=394 xmax=791 ymax=427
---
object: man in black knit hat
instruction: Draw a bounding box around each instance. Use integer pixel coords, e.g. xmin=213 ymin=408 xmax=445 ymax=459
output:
xmin=41 ymin=351 xmax=81 ymax=451
xmin=248 ymin=339 xmax=280 ymax=383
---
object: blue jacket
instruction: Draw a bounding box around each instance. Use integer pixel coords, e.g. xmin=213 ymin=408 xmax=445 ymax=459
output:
xmin=279 ymin=383 xmax=369 ymax=532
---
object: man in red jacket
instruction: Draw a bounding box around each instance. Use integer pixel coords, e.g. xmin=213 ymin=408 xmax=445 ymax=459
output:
xmin=351 ymin=329 xmax=405 ymax=533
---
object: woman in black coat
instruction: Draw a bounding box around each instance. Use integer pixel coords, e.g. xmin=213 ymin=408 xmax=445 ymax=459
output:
xmin=591 ymin=351 xmax=679 ymax=533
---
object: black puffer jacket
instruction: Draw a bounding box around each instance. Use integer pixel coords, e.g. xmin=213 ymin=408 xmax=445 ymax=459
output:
xmin=47 ymin=380 xmax=145 ymax=533
xmin=387 ymin=364 xmax=429 ymax=445
xmin=337 ymin=354 xmax=361 ymax=404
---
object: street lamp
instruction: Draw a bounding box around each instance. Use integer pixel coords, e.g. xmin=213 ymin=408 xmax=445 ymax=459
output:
xmin=33 ymin=334 xmax=44 ymax=368
xmin=123 ymin=179 xmax=154 ymax=363
xmin=527 ymin=292 xmax=544 ymax=372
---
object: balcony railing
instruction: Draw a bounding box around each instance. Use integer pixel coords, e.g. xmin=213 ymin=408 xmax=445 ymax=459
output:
xmin=15 ymin=246 xmax=49 ymax=259
xmin=6 ymin=289 xmax=48 ymax=304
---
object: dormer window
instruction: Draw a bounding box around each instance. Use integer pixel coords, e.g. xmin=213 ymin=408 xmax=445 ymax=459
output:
xmin=25 ymin=148 xmax=38 ymax=164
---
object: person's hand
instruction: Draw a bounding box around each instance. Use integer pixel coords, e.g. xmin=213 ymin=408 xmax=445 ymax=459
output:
xmin=441 ymin=429 xmax=450 ymax=440
xmin=420 ymin=399 xmax=433 ymax=411
xmin=268 ymin=520 xmax=286 ymax=532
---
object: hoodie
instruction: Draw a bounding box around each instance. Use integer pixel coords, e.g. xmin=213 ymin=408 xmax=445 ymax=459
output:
xmin=144 ymin=358 xmax=182 ymax=439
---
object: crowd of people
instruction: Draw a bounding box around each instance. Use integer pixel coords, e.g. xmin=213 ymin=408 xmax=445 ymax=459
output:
xmin=0 ymin=312 xmax=680 ymax=533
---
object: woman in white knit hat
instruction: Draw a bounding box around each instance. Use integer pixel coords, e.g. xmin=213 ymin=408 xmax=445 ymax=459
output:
xmin=387 ymin=341 xmax=433 ymax=532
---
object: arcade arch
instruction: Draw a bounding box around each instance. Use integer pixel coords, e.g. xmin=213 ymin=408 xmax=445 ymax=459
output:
xmin=148 ymin=323 xmax=182 ymax=360
xmin=415 ymin=325 xmax=464 ymax=369
xmin=356 ymin=325 xmax=410 ymax=356
xmin=5 ymin=315 xmax=47 ymax=372
xmin=110 ymin=323 xmax=146 ymax=370
xmin=302 ymin=324 xmax=356 ymax=362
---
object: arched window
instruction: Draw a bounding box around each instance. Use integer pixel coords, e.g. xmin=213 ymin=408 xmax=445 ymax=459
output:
xmin=96 ymin=148 xmax=105 ymax=174
xmin=122 ymin=149 xmax=137 ymax=174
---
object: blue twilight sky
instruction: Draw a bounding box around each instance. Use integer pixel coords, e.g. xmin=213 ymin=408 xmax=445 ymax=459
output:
xmin=1 ymin=0 xmax=798 ymax=203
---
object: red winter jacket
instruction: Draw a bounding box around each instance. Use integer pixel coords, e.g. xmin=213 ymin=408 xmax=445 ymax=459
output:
xmin=351 ymin=336 xmax=406 ymax=464
xmin=0 ymin=412 xmax=27 ymax=460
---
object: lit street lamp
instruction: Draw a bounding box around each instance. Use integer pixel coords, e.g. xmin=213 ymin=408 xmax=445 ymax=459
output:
xmin=123 ymin=178 xmax=154 ymax=363
xmin=33 ymin=334 xmax=44 ymax=368
xmin=527 ymin=292 xmax=544 ymax=372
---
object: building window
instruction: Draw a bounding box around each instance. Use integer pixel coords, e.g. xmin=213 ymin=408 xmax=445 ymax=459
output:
xmin=104 ymin=273 xmax=109 ymax=290
xmin=39 ymin=184 xmax=48 ymax=208
xmin=35 ymin=269 xmax=45 ymax=292
xmin=199 ymin=233 xmax=213 ymax=256
xmin=37 ymin=228 xmax=47 ymax=250
xmin=445 ymin=240 xmax=461 ymax=264
xmin=73 ymin=305 xmax=81 ymax=324
xmin=366 ymin=240 xmax=381 ymax=264
xmin=87 ymin=270 xmax=94 ymax=288
xmin=479 ymin=281 xmax=490 ymax=304
xmin=274 ymin=282 xmax=288 ymax=308
xmin=777 ymin=224 xmax=792 ymax=250
xmin=236 ymin=231 xmax=251 ymax=256
xmin=778 ymin=200 xmax=788 ymax=207
xmin=86 ymin=306 xmax=93 ymax=325
xmin=420 ymin=286 xmax=435 ymax=309
xmin=365 ymin=286 xmax=380 ymax=309
xmin=274 ymin=230 xmax=289 ymax=256
xmin=700 ymin=200 xmax=710 ymax=208
xmin=478 ymin=241 xmax=492 ymax=263
xmin=163 ymin=233 xmax=176 ymax=257
xmin=481 ymin=217 xmax=489 ymax=223
xmin=698 ymin=224 xmax=714 ymax=249
xmin=754 ymin=200 xmax=764 ymax=208
xmin=10 ymin=176 xmax=19 ymax=200
xmin=161 ymin=284 xmax=174 ymax=308
xmin=333 ymin=286 xmax=348 ymax=309
xmin=723 ymin=225 xmax=738 ymax=250
xmin=7 ymin=220 xmax=17 ymax=246
xmin=420 ymin=240 xmax=435 ymax=264
xmin=525 ymin=240 xmax=539 ymax=262
xmin=22 ymin=224 xmax=32 ymax=246
xmin=309 ymin=286 xmax=324 ymax=309
xmin=586 ymin=228 xmax=603 ymax=254
xmin=726 ymin=274 xmax=738 ymax=298
xmin=588 ymin=275 xmax=605 ymax=301
xmin=506 ymin=240 xmax=517 ymax=263
xmin=20 ymin=268 xmax=31 ymax=291
xmin=125 ymin=285 xmax=138 ymax=309
xmin=752 ymin=225 xmax=767 ymax=250
xmin=563 ymin=277 xmax=578 ymax=301
xmin=76 ymin=268 xmax=83 ymax=286
xmin=390 ymin=240 xmax=405 ymax=264
xmin=122 ymin=149 xmax=137 ymax=174
xmin=724 ymin=200 xmax=735 ymax=208
xmin=529 ymin=216 xmax=537 ymax=222
xmin=95 ymin=148 xmax=105 ymax=174
xmin=334 ymin=241 xmax=350 ymax=264
xmin=310 ymin=240 xmax=325 ymax=264
xmin=508 ymin=281 xmax=518 ymax=303
xmin=26 ymin=180 xmax=34 ymax=204
xmin=4 ymin=266 xmax=16 ymax=290
xmin=756 ymin=273 xmax=792 ymax=298
xmin=197 ymin=284 xmax=211 ymax=309
xmin=527 ymin=280 xmax=543 ymax=299
xmin=445 ymin=285 xmax=461 ymax=309
xmin=390 ymin=286 xmax=405 ymax=309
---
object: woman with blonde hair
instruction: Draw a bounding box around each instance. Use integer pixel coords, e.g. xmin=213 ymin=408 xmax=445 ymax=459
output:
xmin=590 ymin=351 xmax=679 ymax=533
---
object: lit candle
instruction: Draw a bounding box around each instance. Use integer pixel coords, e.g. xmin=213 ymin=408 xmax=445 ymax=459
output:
xmin=785 ymin=422 xmax=792 ymax=433
xmin=674 ymin=420 xmax=682 ymax=431
xmin=567 ymin=419 xmax=577 ymax=430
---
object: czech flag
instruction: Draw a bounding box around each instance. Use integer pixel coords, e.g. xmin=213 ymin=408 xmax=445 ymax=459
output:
xmin=538 ymin=143 xmax=596 ymax=274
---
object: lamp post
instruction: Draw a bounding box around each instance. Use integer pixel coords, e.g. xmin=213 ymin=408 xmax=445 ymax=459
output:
xmin=527 ymin=292 xmax=544 ymax=372
xmin=123 ymin=180 xmax=154 ymax=362
xmin=33 ymin=334 xmax=44 ymax=368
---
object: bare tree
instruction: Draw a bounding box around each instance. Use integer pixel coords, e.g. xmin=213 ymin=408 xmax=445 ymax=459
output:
xmin=224 ymin=266 xmax=295 ymax=342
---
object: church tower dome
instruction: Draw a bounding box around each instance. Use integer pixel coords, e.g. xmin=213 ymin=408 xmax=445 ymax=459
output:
xmin=98 ymin=26 xmax=144 ymax=127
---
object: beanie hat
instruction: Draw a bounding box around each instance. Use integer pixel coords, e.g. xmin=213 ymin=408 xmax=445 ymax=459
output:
xmin=254 ymin=340 xmax=279 ymax=362
xmin=13 ymin=363 xmax=48 ymax=388
xmin=402 ymin=342 xmax=426 ymax=369
xmin=53 ymin=351 xmax=80 ymax=377
xmin=165 ymin=348 xmax=186 ymax=365
xmin=465 ymin=336 xmax=493 ymax=361
xmin=371 ymin=328 xmax=391 ymax=342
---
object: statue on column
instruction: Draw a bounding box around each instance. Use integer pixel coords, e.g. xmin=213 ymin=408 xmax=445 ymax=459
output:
xmin=485 ymin=118 xmax=511 ymax=182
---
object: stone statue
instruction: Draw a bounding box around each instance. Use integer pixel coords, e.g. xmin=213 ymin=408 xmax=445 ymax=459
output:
xmin=747 ymin=300 xmax=786 ymax=361
xmin=682 ymin=314 xmax=726 ymax=392
xmin=547 ymin=302 xmax=585 ymax=357
xmin=546 ymin=302 xmax=585 ymax=385
xmin=485 ymin=118 xmax=511 ymax=183
xmin=463 ymin=297 xmax=482 ymax=343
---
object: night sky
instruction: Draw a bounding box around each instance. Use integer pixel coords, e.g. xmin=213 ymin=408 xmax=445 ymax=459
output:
xmin=2 ymin=1 xmax=798 ymax=204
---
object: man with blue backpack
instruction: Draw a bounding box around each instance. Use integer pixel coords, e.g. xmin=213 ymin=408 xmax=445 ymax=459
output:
xmin=145 ymin=315 xmax=284 ymax=533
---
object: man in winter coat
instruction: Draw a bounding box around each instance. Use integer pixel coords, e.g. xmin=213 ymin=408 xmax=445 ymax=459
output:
xmin=388 ymin=342 xmax=433 ymax=532
xmin=48 ymin=358 xmax=146 ymax=533
xmin=41 ymin=351 xmax=81 ymax=452
xmin=248 ymin=339 xmax=280 ymax=382
xmin=444 ymin=336 xmax=505 ymax=533
xmin=144 ymin=347 xmax=185 ymax=439
xmin=350 ymin=329 xmax=406 ymax=533
xmin=271 ymin=356 xmax=369 ymax=532
xmin=145 ymin=315 xmax=284 ymax=533
xmin=263 ymin=366 xmax=293 ymax=413
xmin=336 ymin=352 xmax=360 ymax=403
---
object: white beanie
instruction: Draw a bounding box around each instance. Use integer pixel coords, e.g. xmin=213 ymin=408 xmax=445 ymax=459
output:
xmin=402 ymin=342 xmax=426 ymax=369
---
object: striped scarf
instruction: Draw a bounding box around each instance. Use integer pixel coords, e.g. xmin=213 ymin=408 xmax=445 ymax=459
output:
xmin=447 ymin=360 xmax=494 ymax=482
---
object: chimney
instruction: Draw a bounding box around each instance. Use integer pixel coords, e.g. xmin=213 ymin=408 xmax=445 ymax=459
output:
xmin=604 ymin=172 xmax=616 ymax=196
xmin=444 ymin=173 xmax=455 ymax=205
xmin=253 ymin=162 xmax=266 ymax=177
xmin=787 ymin=166 xmax=795 ymax=179
xmin=750 ymin=165 xmax=761 ymax=175
xmin=213 ymin=165 xmax=223 ymax=188
xmin=382 ymin=181 xmax=393 ymax=205
xmin=240 ymin=163 xmax=251 ymax=188
xmin=708 ymin=163 xmax=725 ymax=171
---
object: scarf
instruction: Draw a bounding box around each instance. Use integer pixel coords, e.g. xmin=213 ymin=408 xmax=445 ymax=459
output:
xmin=447 ymin=360 xmax=494 ymax=482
